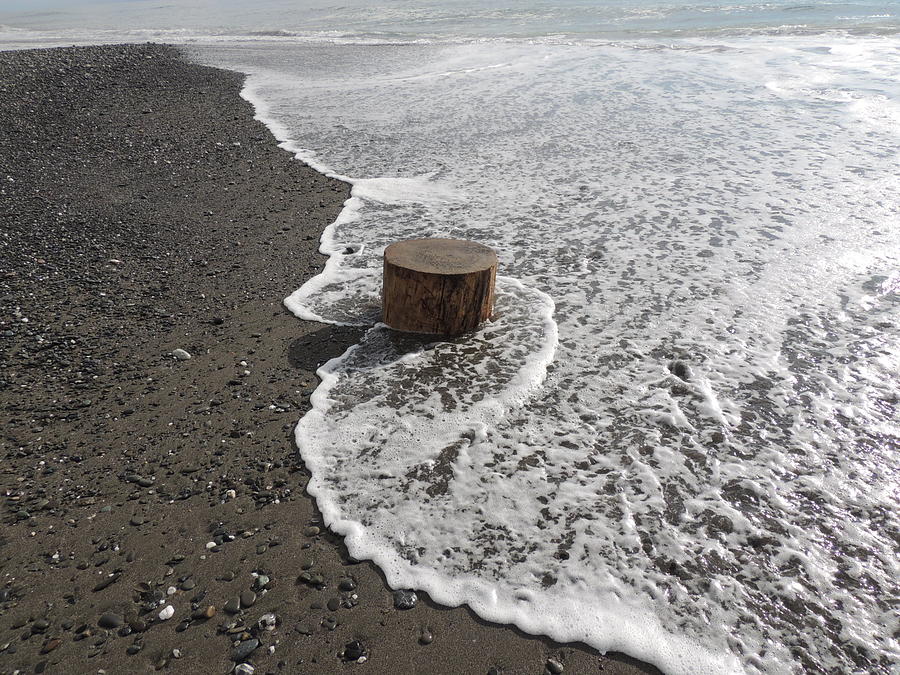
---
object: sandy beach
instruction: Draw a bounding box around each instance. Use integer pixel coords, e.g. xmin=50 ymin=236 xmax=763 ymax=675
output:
xmin=0 ymin=43 xmax=658 ymax=675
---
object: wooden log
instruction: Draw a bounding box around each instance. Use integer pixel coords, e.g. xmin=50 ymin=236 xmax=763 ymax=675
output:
xmin=382 ymin=238 xmax=498 ymax=336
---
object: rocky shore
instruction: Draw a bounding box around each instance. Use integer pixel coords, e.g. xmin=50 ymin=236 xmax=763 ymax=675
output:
xmin=0 ymin=43 xmax=656 ymax=675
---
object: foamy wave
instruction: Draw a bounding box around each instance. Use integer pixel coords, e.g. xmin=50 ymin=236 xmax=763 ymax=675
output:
xmin=219 ymin=34 xmax=900 ymax=673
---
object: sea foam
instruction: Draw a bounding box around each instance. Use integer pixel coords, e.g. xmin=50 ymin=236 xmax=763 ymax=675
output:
xmin=212 ymin=32 xmax=899 ymax=675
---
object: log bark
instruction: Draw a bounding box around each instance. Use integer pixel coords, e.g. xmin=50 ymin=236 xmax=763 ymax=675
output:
xmin=382 ymin=238 xmax=498 ymax=336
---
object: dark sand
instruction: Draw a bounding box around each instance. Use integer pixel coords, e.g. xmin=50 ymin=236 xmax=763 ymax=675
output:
xmin=0 ymin=43 xmax=660 ymax=675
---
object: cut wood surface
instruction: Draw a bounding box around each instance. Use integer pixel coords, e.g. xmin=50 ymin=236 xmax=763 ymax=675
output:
xmin=382 ymin=238 xmax=498 ymax=336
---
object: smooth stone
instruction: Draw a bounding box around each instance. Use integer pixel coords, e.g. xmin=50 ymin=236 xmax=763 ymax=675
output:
xmin=223 ymin=598 xmax=241 ymax=614
xmin=343 ymin=640 xmax=365 ymax=661
xmin=41 ymin=638 xmax=61 ymax=654
xmin=326 ymin=598 xmax=340 ymax=612
xmin=192 ymin=606 xmax=216 ymax=620
xmin=302 ymin=526 xmax=320 ymax=537
xmin=419 ymin=628 xmax=433 ymax=645
xmin=179 ymin=579 xmax=196 ymax=591
xmin=257 ymin=613 xmax=277 ymax=631
xmin=171 ymin=348 xmax=192 ymax=360
xmin=234 ymin=664 xmax=255 ymax=675
xmin=546 ymin=658 xmax=565 ymax=674
xmin=239 ymin=590 xmax=257 ymax=608
xmin=158 ymin=605 xmax=174 ymax=621
xmin=98 ymin=613 xmax=123 ymax=629
xmin=338 ymin=578 xmax=356 ymax=592
xmin=393 ymin=589 xmax=418 ymax=610
xmin=231 ymin=638 xmax=259 ymax=662
xmin=128 ymin=619 xmax=148 ymax=633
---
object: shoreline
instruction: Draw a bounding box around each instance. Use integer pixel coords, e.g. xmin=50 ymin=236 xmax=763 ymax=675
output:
xmin=0 ymin=43 xmax=658 ymax=675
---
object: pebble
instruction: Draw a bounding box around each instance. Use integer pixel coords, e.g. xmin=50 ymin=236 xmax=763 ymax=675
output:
xmin=419 ymin=628 xmax=433 ymax=645
xmin=98 ymin=613 xmax=124 ymax=629
xmin=338 ymin=578 xmax=356 ymax=592
xmin=239 ymin=590 xmax=257 ymax=608
xmin=128 ymin=618 xmax=148 ymax=633
xmin=171 ymin=348 xmax=192 ymax=360
xmin=342 ymin=640 xmax=366 ymax=662
xmin=179 ymin=578 xmax=196 ymax=591
xmin=302 ymin=526 xmax=320 ymax=537
xmin=40 ymin=638 xmax=61 ymax=654
xmin=546 ymin=658 xmax=565 ymax=674
xmin=231 ymin=638 xmax=259 ymax=662
xmin=393 ymin=589 xmax=418 ymax=610
xmin=223 ymin=598 xmax=241 ymax=614
xmin=669 ymin=360 xmax=689 ymax=380
xmin=158 ymin=605 xmax=175 ymax=621
xmin=192 ymin=606 xmax=216 ymax=620
xmin=93 ymin=573 xmax=121 ymax=592
xmin=326 ymin=598 xmax=340 ymax=612
xmin=234 ymin=665 xmax=255 ymax=675
xmin=257 ymin=613 xmax=277 ymax=631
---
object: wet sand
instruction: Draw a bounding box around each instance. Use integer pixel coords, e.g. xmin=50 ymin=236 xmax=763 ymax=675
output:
xmin=0 ymin=43 xmax=660 ymax=675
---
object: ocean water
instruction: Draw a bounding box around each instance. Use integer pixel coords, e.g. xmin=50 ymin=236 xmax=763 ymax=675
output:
xmin=2 ymin=2 xmax=898 ymax=673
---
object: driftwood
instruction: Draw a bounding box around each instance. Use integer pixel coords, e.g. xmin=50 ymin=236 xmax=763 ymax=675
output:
xmin=382 ymin=238 xmax=497 ymax=336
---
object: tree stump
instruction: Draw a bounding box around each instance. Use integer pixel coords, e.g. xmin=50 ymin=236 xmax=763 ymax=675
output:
xmin=382 ymin=238 xmax=498 ymax=336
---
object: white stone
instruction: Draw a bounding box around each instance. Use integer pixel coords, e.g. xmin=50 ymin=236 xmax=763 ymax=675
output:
xmin=258 ymin=613 xmax=277 ymax=631
xmin=171 ymin=348 xmax=191 ymax=360
xmin=158 ymin=605 xmax=174 ymax=621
